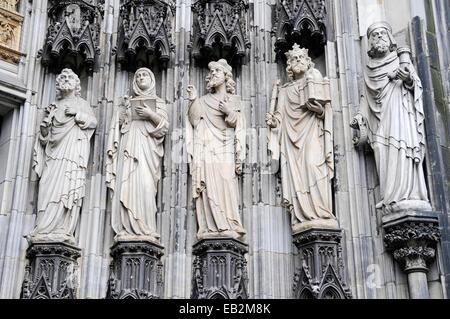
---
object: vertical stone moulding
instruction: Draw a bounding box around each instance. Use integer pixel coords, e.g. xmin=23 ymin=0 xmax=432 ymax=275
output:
xmin=191 ymin=238 xmax=249 ymax=299
xmin=21 ymin=243 xmax=81 ymax=299
xmin=106 ymin=241 xmax=164 ymax=299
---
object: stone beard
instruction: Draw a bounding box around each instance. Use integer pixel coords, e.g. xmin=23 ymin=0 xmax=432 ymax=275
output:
xmin=28 ymin=68 xmax=97 ymax=245
xmin=186 ymin=59 xmax=247 ymax=240
xmin=359 ymin=22 xmax=431 ymax=212
xmin=106 ymin=67 xmax=169 ymax=242
xmin=267 ymin=44 xmax=337 ymax=234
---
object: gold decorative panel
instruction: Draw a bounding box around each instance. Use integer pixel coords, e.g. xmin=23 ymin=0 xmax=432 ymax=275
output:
xmin=0 ymin=0 xmax=24 ymax=64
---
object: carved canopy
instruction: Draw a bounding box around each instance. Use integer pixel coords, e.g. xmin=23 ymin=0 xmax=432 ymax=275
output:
xmin=39 ymin=0 xmax=103 ymax=74
xmin=273 ymin=0 xmax=327 ymax=60
xmin=190 ymin=0 xmax=250 ymax=67
xmin=115 ymin=0 xmax=175 ymax=71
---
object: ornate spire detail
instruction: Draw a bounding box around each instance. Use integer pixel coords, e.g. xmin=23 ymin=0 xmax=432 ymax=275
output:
xmin=115 ymin=0 xmax=175 ymax=71
xmin=272 ymin=0 xmax=327 ymax=60
xmin=39 ymin=0 xmax=104 ymax=74
xmin=189 ymin=0 xmax=250 ymax=66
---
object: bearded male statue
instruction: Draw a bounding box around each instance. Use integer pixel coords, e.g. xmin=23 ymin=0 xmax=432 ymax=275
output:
xmin=186 ymin=59 xmax=247 ymax=240
xmin=27 ymin=68 xmax=97 ymax=245
xmin=354 ymin=21 xmax=431 ymax=213
xmin=266 ymin=44 xmax=338 ymax=234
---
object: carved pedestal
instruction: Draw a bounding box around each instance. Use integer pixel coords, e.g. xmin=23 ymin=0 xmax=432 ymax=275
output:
xmin=21 ymin=242 xmax=81 ymax=299
xmin=106 ymin=241 xmax=164 ymax=299
xmin=191 ymin=238 xmax=248 ymax=299
xmin=293 ymin=228 xmax=352 ymax=299
xmin=383 ymin=211 xmax=441 ymax=299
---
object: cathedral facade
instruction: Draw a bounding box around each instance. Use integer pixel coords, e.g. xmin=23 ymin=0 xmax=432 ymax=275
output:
xmin=0 ymin=0 xmax=448 ymax=299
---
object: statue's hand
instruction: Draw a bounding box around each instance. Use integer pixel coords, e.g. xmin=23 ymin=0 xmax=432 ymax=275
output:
xmin=265 ymin=112 xmax=277 ymax=128
xmin=135 ymin=104 xmax=153 ymax=120
xmin=219 ymin=100 xmax=233 ymax=115
xmin=396 ymin=66 xmax=413 ymax=85
xmin=65 ymin=106 xmax=78 ymax=116
xmin=40 ymin=124 xmax=49 ymax=137
xmin=187 ymin=85 xmax=197 ymax=101
xmin=306 ymin=100 xmax=324 ymax=116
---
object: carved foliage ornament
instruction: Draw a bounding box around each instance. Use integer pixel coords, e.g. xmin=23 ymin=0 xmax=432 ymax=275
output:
xmin=116 ymin=0 xmax=175 ymax=71
xmin=0 ymin=0 xmax=24 ymax=64
xmin=39 ymin=0 xmax=104 ymax=73
xmin=190 ymin=0 xmax=250 ymax=66
xmin=273 ymin=0 xmax=327 ymax=59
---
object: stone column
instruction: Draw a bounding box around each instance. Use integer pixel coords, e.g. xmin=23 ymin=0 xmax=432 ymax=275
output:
xmin=106 ymin=241 xmax=164 ymax=299
xmin=191 ymin=238 xmax=248 ymax=299
xmin=292 ymin=229 xmax=352 ymax=299
xmin=383 ymin=211 xmax=441 ymax=299
xmin=21 ymin=242 xmax=81 ymax=299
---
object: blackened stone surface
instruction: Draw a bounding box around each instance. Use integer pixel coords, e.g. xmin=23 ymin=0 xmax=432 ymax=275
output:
xmin=21 ymin=242 xmax=81 ymax=299
xmin=292 ymin=228 xmax=352 ymax=299
xmin=106 ymin=240 xmax=164 ymax=299
xmin=191 ymin=238 xmax=248 ymax=299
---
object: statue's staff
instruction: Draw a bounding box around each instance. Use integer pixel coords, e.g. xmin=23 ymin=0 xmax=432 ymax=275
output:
xmin=269 ymin=80 xmax=281 ymax=113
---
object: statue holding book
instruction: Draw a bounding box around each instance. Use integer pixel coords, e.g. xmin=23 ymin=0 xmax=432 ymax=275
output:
xmin=266 ymin=44 xmax=337 ymax=234
xmin=106 ymin=67 xmax=169 ymax=242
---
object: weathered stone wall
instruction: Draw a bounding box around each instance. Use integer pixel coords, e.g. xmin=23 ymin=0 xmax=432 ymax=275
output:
xmin=0 ymin=0 xmax=448 ymax=299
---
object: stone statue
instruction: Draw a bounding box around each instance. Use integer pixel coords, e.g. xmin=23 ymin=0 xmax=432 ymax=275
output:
xmin=186 ymin=59 xmax=246 ymax=240
xmin=106 ymin=67 xmax=169 ymax=243
xmin=27 ymin=68 xmax=97 ymax=245
xmin=354 ymin=21 xmax=431 ymax=213
xmin=266 ymin=44 xmax=338 ymax=234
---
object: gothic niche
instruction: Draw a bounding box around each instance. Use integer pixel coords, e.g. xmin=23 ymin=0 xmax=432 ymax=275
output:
xmin=39 ymin=0 xmax=104 ymax=74
xmin=190 ymin=0 xmax=250 ymax=67
xmin=115 ymin=0 xmax=175 ymax=72
xmin=272 ymin=0 xmax=327 ymax=61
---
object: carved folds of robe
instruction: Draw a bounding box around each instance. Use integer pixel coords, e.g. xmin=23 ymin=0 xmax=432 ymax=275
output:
xmin=106 ymin=96 xmax=169 ymax=241
xmin=31 ymin=97 xmax=97 ymax=243
xmin=268 ymin=69 xmax=337 ymax=233
xmin=360 ymin=51 xmax=430 ymax=211
xmin=186 ymin=94 xmax=246 ymax=239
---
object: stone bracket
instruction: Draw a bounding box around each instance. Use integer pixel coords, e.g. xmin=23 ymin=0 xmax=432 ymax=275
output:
xmin=106 ymin=240 xmax=164 ymax=299
xmin=21 ymin=242 xmax=81 ymax=299
xmin=383 ymin=211 xmax=441 ymax=273
xmin=293 ymin=228 xmax=352 ymax=299
xmin=191 ymin=238 xmax=248 ymax=299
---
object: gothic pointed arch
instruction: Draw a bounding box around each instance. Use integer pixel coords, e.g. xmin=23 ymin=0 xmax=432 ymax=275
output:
xmin=39 ymin=0 xmax=104 ymax=74
xmin=115 ymin=0 xmax=175 ymax=72
xmin=272 ymin=0 xmax=328 ymax=61
xmin=190 ymin=0 xmax=250 ymax=67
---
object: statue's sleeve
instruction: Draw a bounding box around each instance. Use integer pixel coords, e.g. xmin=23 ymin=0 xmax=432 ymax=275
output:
xmin=146 ymin=99 xmax=169 ymax=139
xmin=75 ymin=101 xmax=97 ymax=130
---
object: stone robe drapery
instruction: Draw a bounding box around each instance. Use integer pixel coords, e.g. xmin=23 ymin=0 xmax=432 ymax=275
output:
xmin=106 ymin=97 xmax=168 ymax=241
xmin=360 ymin=51 xmax=430 ymax=211
xmin=268 ymin=70 xmax=337 ymax=233
xmin=186 ymin=93 xmax=246 ymax=239
xmin=31 ymin=97 xmax=97 ymax=244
